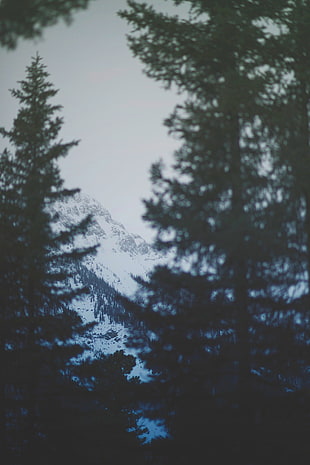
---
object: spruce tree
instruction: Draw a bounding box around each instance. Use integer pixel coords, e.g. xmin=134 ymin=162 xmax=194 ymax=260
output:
xmin=0 ymin=53 xmax=98 ymax=462
xmin=120 ymin=2 xmax=310 ymax=463
xmin=0 ymin=54 xmax=146 ymax=464
xmin=267 ymin=0 xmax=310 ymax=295
xmin=0 ymin=55 xmax=144 ymax=464
xmin=0 ymin=0 xmax=93 ymax=49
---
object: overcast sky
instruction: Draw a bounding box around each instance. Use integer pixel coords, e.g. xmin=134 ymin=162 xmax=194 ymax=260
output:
xmin=0 ymin=0 xmax=182 ymax=241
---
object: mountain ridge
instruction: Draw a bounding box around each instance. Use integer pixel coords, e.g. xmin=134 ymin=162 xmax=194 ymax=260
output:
xmin=53 ymin=191 xmax=163 ymax=296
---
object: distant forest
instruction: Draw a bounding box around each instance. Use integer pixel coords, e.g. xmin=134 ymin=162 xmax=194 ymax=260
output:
xmin=1 ymin=1 xmax=310 ymax=464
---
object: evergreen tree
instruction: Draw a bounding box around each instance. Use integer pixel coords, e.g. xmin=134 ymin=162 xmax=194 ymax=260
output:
xmin=0 ymin=55 xmax=144 ymax=464
xmin=120 ymin=2 xmax=310 ymax=463
xmin=0 ymin=53 xmax=96 ymax=462
xmin=0 ymin=0 xmax=93 ymax=49
xmin=37 ymin=350 xmax=144 ymax=465
xmin=248 ymin=0 xmax=310 ymax=417
xmin=266 ymin=0 xmax=310 ymax=295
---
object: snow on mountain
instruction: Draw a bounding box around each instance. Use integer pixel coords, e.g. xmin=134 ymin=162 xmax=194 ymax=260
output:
xmin=52 ymin=191 xmax=165 ymax=371
xmin=54 ymin=192 xmax=162 ymax=296
xmin=53 ymin=192 xmax=167 ymax=440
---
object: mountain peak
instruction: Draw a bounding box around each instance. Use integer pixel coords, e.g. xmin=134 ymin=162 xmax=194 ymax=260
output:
xmin=55 ymin=191 xmax=162 ymax=295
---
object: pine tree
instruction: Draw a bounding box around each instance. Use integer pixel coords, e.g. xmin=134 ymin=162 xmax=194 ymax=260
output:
xmin=0 ymin=54 xmax=96 ymax=462
xmin=267 ymin=0 xmax=310 ymax=295
xmin=0 ymin=54 xmax=146 ymax=464
xmin=0 ymin=0 xmax=93 ymax=49
xmin=120 ymin=2 xmax=310 ymax=463
xmin=247 ymin=0 xmax=310 ymax=422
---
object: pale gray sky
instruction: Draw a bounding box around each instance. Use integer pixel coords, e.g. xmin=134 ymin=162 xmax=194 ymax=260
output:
xmin=0 ymin=0 xmax=181 ymax=241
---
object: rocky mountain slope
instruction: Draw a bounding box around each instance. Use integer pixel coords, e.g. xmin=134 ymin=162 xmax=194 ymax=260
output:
xmin=52 ymin=192 xmax=165 ymax=375
xmin=53 ymin=192 xmax=166 ymax=439
xmin=54 ymin=192 xmax=162 ymax=296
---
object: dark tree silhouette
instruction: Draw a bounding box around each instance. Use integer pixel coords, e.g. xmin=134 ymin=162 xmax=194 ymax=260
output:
xmin=0 ymin=55 xmax=143 ymax=464
xmin=0 ymin=52 xmax=96 ymax=462
xmin=120 ymin=2 xmax=310 ymax=464
xmin=0 ymin=0 xmax=93 ymax=49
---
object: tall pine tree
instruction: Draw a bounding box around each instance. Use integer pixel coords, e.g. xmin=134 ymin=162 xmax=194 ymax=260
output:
xmin=0 ymin=55 xmax=144 ymax=464
xmin=0 ymin=53 xmax=97 ymax=462
xmin=120 ymin=2 xmax=310 ymax=463
xmin=0 ymin=0 xmax=93 ymax=49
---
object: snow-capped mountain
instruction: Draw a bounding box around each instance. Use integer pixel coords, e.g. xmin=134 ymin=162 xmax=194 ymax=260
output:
xmin=53 ymin=193 xmax=167 ymax=439
xmin=52 ymin=191 xmax=164 ymax=369
xmin=54 ymin=192 xmax=162 ymax=296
